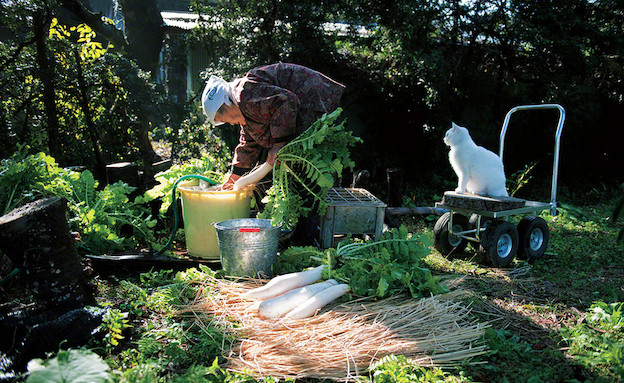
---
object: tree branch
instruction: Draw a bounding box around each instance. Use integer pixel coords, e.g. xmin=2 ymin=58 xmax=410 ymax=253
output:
xmin=59 ymin=0 xmax=128 ymax=50
xmin=0 ymin=38 xmax=36 ymax=73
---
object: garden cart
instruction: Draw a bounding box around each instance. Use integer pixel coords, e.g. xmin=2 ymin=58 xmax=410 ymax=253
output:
xmin=433 ymin=104 xmax=566 ymax=267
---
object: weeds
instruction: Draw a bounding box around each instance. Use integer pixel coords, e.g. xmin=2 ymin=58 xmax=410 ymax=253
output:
xmin=561 ymin=302 xmax=624 ymax=380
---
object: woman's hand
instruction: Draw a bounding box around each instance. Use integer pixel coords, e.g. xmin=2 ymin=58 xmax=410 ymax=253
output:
xmin=219 ymin=173 xmax=241 ymax=190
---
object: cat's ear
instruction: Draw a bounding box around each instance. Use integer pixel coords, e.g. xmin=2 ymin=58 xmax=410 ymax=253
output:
xmin=451 ymin=122 xmax=459 ymax=130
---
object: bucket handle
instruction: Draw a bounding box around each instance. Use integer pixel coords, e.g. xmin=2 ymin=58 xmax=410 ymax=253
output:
xmin=212 ymin=222 xmax=263 ymax=232
xmin=239 ymin=228 xmax=261 ymax=232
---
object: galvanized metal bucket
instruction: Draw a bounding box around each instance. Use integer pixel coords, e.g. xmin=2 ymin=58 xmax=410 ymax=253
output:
xmin=213 ymin=218 xmax=281 ymax=278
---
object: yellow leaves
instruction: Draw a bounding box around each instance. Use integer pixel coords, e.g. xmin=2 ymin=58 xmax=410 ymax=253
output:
xmin=50 ymin=20 xmax=107 ymax=62
xmin=85 ymin=208 xmax=96 ymax=223
xmin=48 ymin=18 xmax=70 ymax=40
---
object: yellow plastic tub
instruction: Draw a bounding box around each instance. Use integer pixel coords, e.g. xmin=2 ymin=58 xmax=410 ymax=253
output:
xmin=178 ymin=183 xmax=252 ymax=260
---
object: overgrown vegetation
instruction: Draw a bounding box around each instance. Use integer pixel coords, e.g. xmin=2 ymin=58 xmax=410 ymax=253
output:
xmin=0 ymin=146 xmax=156 ymax=254
xmin=562 ymin=302 xmax=624 ymax=378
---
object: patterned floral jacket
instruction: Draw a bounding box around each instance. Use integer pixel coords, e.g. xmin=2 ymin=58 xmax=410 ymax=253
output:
xmin=229 ymin=63 xmax=345 ymax=175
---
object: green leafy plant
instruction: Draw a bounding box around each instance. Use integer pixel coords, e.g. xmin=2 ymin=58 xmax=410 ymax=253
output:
xmin=0 ymin=147 xmax=156 ymax=254
xmin=26 ymin=349 xmax=113 ymax=383
xmin=362 ymin=355 xmax=449 ymax=383
xmin=275 ymin=225 xmax=445 ymax=299
xmin=0 ymin=145 xmax=63 ymax=215
xmin=508 ymin=161 xmax=538 ymax=197
xmin=100 ymin=308 xmax=131 ymax=352
xmin=141 ymin=156 xmax=226 ymax=215
xmin=325 ymin=226 xmax=445 ymax=298
xmin=561 ymin=301 xmax=624 ymax=378
xmin=258 ymin=109 xmax=361 ymax=228
xmin=56 ymin=171 xmax=157 ymax=254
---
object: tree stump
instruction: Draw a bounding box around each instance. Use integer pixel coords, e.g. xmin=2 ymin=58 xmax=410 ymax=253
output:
xmin=440 ymin=191 xmax=525 ymax=212
xmin=0 ymin=197 xmax=93 ymax=310
xmin=106 ymin=161 xmax=140 ymax=187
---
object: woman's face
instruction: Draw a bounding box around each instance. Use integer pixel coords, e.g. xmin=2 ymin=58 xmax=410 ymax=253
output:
xmin=215 ymin=103 xmax=245 ymax=126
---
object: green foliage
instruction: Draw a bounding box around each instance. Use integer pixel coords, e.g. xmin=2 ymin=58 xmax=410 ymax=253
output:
xmin=508 ymin=161 xmax=538 ymax=197
xmin=26 ymin=349 xmax=113 ymax=383
xmin=275 ymin=225 xmax=445 ymax=299
xmin=0 ymin=12 xmax=171 ymax=169
xmin=361 ymin=355 xmax=450 ymax=383
xmin=467 ymin=328 xmax=568 ymax=383
xmin=0 ymin=146 xmax=156 ymax=254
xmin=141 ymin=156 xmax=226 ymax=215
xmin=104 ymin=266 xmax=247 ymax=382
xmin=561 ymin=301 xmax=624 ymax=379
xmin=190 ymin=0 xmax=338 ymax=77
xmin=274 ymin=246 xmax=322 ymax=274
xmin=612 ymin=184 xmax=624 ymax=242
xmin=100 ymin=308 xmax=131 ymax=352
xmin=258 ymin=109 xmax=361 ymax=228
xmin=0 ymin=145 xmax=63 ymax=215
xmin=326 ymin=226 xmax=445 ymax=298
xmin=161 ymin=106 xmax=234 ymax=164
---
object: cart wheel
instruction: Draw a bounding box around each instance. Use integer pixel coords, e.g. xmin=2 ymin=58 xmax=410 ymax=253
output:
xmin=433 ymin=212 xmax=470 ymax=256
xmin=481 ymin=221 xmax=518 ymax=267
xmin=517 ymin=216 xmax=549 ymax=260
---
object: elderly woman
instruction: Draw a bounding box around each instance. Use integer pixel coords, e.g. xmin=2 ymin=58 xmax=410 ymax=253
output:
xmin=201 ymin=63 xmax=345 ymax=190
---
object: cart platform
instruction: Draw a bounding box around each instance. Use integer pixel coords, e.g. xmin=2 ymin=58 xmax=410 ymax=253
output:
xmin=435 ymin=191 xmax=551 ymax=219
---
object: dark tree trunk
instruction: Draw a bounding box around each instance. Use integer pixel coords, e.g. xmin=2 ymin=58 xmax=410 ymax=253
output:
xmin=386 ymin=168 xmax=403 ymax=207
xmin=0 ymin=198 xmax=93 ymax=310
xmin=119 ymin=0 xmax=164 ymax=75
xmin=33 ymin=8 xmax=63 ymax=164
xmin=73 ymin=48 xmax=106 ymax=182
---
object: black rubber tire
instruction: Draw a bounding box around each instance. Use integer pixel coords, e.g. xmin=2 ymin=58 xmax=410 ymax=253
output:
xmin=481 ymin=221 xmax=518 ymax=268
xmin=517 ymin=216 xmax=549 ymax=260
xmin=433 ymin=212 xmax=470 ymax=256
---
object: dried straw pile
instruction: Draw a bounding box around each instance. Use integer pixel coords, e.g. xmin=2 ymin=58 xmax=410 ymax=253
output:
xmin=185 ymin=276 xmax=488 ymax=381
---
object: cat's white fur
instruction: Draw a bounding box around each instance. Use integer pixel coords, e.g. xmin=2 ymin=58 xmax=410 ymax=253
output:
xmin=444 ymin=122 xmax=508 ymax=197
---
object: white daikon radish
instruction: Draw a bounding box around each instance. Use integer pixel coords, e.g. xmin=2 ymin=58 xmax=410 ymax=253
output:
xmin=243 ymin=265 xmax=327 ymax=300
xmin=258 ymin=279 xmax=338 ymax=319
xmin=284 ymin=283 xmax=350 ymax=320
xmin=233 ymin=162 xmax=272 ymax=191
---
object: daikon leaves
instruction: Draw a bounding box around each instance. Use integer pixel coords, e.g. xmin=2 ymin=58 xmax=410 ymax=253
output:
xmin=274 ymin=226 xmax=448 ymax=300
xmin=258 ymin=108 xmax=361 ymax=229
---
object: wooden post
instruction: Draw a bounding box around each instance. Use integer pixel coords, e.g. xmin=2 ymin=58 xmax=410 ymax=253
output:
xmin=386 ymin=168 xmax=403 ymax=207
xmin=0 ymin=198 xmax=93 ymax=310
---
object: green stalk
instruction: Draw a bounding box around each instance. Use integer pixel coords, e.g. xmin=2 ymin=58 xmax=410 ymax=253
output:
xmin=337 ymin=238 xmax=420 ymax=257
xmin=280 ymin=162 xmax=324 ymax=204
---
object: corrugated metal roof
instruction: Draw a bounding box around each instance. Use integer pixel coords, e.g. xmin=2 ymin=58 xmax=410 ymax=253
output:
xmin=161 ymin=11 xmax=209 ymax=30
xmin=161 ymin=11 xmax=370 ymax=37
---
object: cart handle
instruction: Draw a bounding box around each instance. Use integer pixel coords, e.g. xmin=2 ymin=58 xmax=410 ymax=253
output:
xmin=499 ymin=104 xmax=566 ymax=216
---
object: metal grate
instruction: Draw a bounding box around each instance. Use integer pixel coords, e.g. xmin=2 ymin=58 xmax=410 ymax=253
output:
xmin=325 ymin=188 xmax=386 ymax=207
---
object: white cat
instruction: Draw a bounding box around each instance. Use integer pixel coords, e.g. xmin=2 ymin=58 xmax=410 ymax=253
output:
xmin=444 ymin=122 xmax=509 ymax=197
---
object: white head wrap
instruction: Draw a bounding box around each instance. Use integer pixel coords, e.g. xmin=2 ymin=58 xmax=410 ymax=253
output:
xmin=201 ymin=75 xmax=232 ymax=125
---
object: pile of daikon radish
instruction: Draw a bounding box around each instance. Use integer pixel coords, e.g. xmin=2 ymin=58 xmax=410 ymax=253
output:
xmin=243 ymin=265 xmax=350 ymax=319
